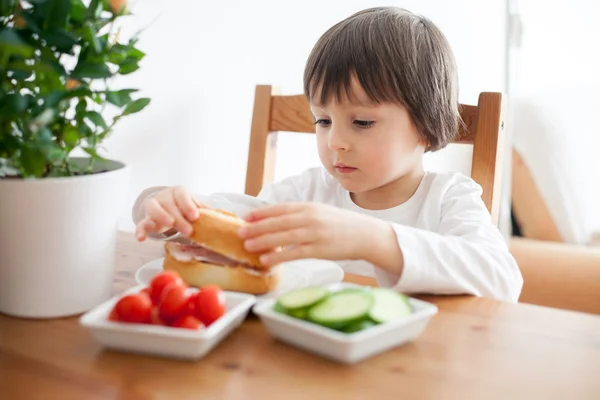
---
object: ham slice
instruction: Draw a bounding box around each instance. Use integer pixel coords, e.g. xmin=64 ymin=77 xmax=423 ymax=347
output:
xmin=166 ymin=242 xmax=276 ymax=276
xmin=169 ymin=243 xmax=244 ymax=266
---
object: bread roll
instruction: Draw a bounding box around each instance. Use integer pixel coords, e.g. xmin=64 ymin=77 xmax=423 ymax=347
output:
xmin=163 ymin=242 xmax=280 ymax=295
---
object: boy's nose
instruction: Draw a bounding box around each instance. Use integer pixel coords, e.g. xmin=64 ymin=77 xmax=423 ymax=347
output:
xmin=327 ymin=126 xmax=350 ymax=151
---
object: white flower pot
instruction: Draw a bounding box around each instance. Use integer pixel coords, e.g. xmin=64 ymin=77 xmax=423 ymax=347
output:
xmin=0 ymin=158 xmax=131 ymax=319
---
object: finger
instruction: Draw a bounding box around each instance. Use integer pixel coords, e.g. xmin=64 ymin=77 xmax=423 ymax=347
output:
xmin=239 ymin=212 xmax=306 ymax=239
xmin=145 ymin=198 xmax=175 ymax=229
xmin=135 ymin=217 xmax=160 ymax=241
xmin=244 ymin=227 xmax=313 ymax=253
xmin=243 ymin=202 xmax=304 ymax=222
xmin=259 ymin=244 xmax=313 ymax=266
xmin=160 ymin=198 xmax=194 ymax=237
xmin=173 ymin=186 xmax=200 ymax=221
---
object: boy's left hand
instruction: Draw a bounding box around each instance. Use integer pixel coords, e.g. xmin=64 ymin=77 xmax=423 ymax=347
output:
xmin=238 ymin=202 xmax=384 ymax=266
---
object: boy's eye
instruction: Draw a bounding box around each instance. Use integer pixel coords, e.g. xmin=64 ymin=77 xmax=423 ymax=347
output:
xmin=354 ymin=120 xmax=374 ymax=128
xmin=314 ymin=119 xmax=331 ymax=126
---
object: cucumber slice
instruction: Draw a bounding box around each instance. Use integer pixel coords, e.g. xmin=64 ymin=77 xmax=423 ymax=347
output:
xmin=273 ymin=302 xmax=308 ymax=319
xmin=341 ymin=319 xmax=377 ymax=334
xmin=368 ymin=288 xmax=412 ymax=323
xmin=307 ymin=289 xmax=374 ymax=329
xmin=276 ymin=286 xmax=329 ymax=310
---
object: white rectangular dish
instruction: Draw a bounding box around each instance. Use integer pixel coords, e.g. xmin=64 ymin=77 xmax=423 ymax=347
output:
xmin=79 ymin=284 xmax=256 ymax=361
xmin=252 ymin=283 xmax=438 ymax=364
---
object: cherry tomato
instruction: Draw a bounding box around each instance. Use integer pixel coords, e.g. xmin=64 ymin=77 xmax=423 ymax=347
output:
xmin=149 ymin=271 xmax=184 ymax=304
xmin=171 ymin=315 xmax=203 ymax=330
xmin=139 ymin=287 xmax=152 ymax=297
xmin=159 ymin=283 xmax=189 ymax=321
xmin=108 ymin=307 xmax=120 ymax=321
xmin=114 ymin=293 xmax=152 ymax=323
xmin=186 ymin=292 xmax=198 ymax=315
xmin=150 ymin=306 xmax=166 ymax=325
xmin=194 ymin=285 xmax=226 ymax=326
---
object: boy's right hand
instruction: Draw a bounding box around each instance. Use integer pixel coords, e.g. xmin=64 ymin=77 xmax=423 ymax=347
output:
xmin=136 ymin=186 xmax=203 ymax=242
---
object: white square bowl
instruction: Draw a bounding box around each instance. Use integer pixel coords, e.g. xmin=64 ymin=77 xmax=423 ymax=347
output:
xmin=252 ymin=283 xmax=438 ymax=364
xmin=79 ymin=284 xmax=256 ymax=361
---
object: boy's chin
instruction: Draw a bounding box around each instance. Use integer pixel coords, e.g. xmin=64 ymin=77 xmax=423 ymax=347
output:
xmin=335 ymin=176 xmax=374 ymax=194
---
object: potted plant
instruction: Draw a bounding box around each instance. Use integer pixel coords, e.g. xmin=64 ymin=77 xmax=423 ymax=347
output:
xmin=0 ymin=0 xmax=150 ymax=318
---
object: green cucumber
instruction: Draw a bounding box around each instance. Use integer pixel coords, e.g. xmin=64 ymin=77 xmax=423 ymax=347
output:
xmin=368 ymin=288 xmax=412 ymax=323
xmin=341 ymin=319 xmax=377 ymax=333
xmin=307 ymin=289 xmax=374 ymax=329
xmin=273 ymin=302 xmax=308 ymax=319
xmin=276 ymin=286 xmax=329 ymax=310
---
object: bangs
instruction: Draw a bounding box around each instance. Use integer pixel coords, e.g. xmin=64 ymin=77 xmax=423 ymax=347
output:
xmin=303 ymin=16 xmax=407 ymax=107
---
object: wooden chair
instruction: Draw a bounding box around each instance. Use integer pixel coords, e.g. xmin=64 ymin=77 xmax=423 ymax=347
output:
xmin=242 ymin=85 xmax=600 ymax=314
xmin=244 ymin=85 xmax=506 ymax=226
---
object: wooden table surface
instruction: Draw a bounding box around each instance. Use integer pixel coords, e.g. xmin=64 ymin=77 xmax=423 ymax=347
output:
xmin=1 ymin=232 xmax=600 ymax=400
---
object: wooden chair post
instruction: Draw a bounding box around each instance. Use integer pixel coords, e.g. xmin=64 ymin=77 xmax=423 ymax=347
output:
xmin=244 ymin=85 xmax=278 ymax=197
xmin=470 ymin=92 xmax=506 ymax=225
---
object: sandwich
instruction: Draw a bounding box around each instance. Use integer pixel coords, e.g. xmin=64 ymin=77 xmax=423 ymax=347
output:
xmin=162 ymin=208 xmax=280 ymax=294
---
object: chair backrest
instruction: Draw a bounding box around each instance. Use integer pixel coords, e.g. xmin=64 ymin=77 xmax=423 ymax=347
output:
xmin=244 ymin=85 xmax=506 ymax=226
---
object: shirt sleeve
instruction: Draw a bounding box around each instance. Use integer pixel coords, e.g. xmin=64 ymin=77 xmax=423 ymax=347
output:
xmin=130 ymin=172 xmax=308 ymax=240
xmin=374 ymin=176 xmax=524 ymax=302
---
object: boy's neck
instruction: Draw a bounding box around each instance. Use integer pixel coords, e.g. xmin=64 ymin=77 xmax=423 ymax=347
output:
xmin=349 ymin=166 xmax=425 ymax=211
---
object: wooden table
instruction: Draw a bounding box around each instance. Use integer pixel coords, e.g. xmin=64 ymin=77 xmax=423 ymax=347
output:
xmin=1 ymin=232 xmax=600 ymax=399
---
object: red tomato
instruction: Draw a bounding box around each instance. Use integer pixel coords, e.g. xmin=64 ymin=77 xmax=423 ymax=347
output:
xmin=139 ymin=287 xmax=152 ymax=297
xmin=108 ymin=307 xmax=120 ymax=321
xmin=194 ymin=285 xmax=226 ymax=326
xmin=186 ymin=292 xmax=198 ymax=315
xmin=150 ymin=306 xmax=166 ymax=325
xmin=159 ymin=283 xmax=189 ymax=321
xmin=171 ymin=315 xmax=203 ymax=330
xmin=114 ymin=293 xmax=152 ymax=323
xmin=149 ymin=271 xmax=184 ymax=304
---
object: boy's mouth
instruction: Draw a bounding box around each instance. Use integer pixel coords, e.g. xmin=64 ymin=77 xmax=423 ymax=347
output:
xmin=334 ymin=163 xmax=357 ymax=174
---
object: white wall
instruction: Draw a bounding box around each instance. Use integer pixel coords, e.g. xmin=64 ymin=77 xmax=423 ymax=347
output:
xmin=510 ymin=0 xmax=600 ymax=244
xmin=103 ymin=0 xmax=508 ymax=231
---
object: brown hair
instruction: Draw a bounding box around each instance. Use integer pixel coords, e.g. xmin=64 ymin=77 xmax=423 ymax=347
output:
xmin=303 ymin=7 xmax=460 ymax=151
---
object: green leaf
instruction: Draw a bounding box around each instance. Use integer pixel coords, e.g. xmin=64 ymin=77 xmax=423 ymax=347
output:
xmin=0 ymin=29 xmax=35 ymax=66
xmin=69 ymin=0 xmax=87 ymax=24
xmin=63 ymin=125 xmax=80 ymax=147
xmin=0 ymin=130 xmax=21 ymax=158
xmin=19 ymin=145 xmax=47 ymax=178
xmin=16 ymin=11 xmax=42 ymax=33
xmin=127 ymin=47 xmax=145 ymax=62
xmin=42 ymin=0 xmax=71 ymax=29
xmin=0 ymin=94 xmax=28 ymax=115
xmin=42 ymin=28 xmax=78 ymax=53
xmin=46 ymin=147 xmax=67 ymax=163
xmin=37 ymin=127 xmax=54 ymax=144
xmin=85 ymin=111 xmax=108 ymax=129
xmin=45 ymin=91 xmax=66 ymax=108
xmin=122 ymin=97 xmax=150 ymax=116
xmin=0 ymin=0 xmax=18 ymax=16
xmin=12 ymin=69 xmax=33 ymax=80
xmin=107 ymin=44 xmax=128 ymax=64
xmin=71 ymin=61 xmax=112 ymax=79
xmin=83 ymin=22 xmax=101 ymax=54
xmin=82 ymin=146 xmax=107 ymax=161
xmin=105 ymin=89 xmax=138 ymax=107
xmin=76 ymin=97 xmax=88 ymax=115
xmin=118 ymin=60 xmax=139 ymax=75
xmin=86 ymin=0 xmax=103 ymax=19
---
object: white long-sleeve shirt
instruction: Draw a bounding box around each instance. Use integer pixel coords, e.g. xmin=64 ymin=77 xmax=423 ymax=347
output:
xmin=132 ymin=167 xmax=523 ymax=302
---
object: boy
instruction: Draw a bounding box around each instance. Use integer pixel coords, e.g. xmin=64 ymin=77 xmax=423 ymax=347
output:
xmin=133 ymin=7 xmax=523 ymax=302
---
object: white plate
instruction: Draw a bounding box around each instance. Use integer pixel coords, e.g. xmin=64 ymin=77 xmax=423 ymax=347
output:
xmin=79 ymin=284 xmax=256 ymax=361
xmin=134 ymin=257 xmax=344 ymax=300
xmin=253 ymin=282 xmax=438 ymax=364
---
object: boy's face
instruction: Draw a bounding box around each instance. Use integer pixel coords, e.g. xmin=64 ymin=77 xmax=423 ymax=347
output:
xmin=310 ymin=78 xmax=426 ymax=200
